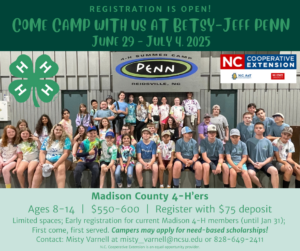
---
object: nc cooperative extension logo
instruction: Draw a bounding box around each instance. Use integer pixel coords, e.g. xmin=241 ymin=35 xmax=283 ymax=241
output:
xmin=220 ymin=54 xmax=297 ymax=84
xmin=8 ymin=55 xmax=59 ymax=107
xmin=116 ymin=58 xmax=198 ymax=80
xmin=222 ymin=54 xmax=296 ymax=69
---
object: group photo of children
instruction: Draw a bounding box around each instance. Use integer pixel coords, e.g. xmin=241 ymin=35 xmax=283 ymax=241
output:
xmin=0 ymin=90 xmax=298 ymax=189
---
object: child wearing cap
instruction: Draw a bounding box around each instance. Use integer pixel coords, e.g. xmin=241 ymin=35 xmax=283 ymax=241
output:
xmin=173 ymin=126 xmax=203 ymax=188
xmin=200 ymin=124 xmax=229 ymax=188
xmin=136 ymin=128 xmax=158 ymax=188
xmin=99 ymin=131 xmax=118 ymax=188
xmin=157 ymin=130 xmax=175 ymax=188
xmin=115 ymin=133 xmax=136 ymax=188
xmin=267 ymin=113 xmax=290 ymax=141
xmin=237 ymin=112 xmax=255 ymax=143
xmin=140 ymin=123 xmax=161 ymax=146
xmin=272 ymin=127 xmax=300 ymax=188
xmin=225 ymin=129 xmax=252 ymax=188
xmin=253 ymin=108 xmax=275 ymax=137
xmin=198 ymin=113 xmax=212 ymax=145
xmin=73 ymin=126 xmax=101 ymax=188
xmin=246 ymin=122 xmax=278 ymax=188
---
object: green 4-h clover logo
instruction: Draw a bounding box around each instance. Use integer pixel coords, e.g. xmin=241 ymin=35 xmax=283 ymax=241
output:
xmin=8 ymin=55 xmax=59 ymax=107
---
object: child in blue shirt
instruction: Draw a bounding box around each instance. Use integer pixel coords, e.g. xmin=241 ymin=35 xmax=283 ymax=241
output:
xmin=136 ymin=128 xmax=158 ymax=188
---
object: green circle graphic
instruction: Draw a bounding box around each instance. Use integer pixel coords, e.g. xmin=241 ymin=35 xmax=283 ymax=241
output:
xmin=121 ymin=59 xmax=192 ymax=78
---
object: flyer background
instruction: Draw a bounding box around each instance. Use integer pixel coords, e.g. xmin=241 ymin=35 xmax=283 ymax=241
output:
xmin=0 ymin=190 xmax=296 ymax=250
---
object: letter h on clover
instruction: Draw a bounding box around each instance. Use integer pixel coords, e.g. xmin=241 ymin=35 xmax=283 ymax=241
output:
xmin=9 ymin=55 xmax=59 ymax=107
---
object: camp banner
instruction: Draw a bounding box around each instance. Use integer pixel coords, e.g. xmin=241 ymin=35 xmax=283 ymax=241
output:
xmin=112 ymin=51 xmax=200 ymax=92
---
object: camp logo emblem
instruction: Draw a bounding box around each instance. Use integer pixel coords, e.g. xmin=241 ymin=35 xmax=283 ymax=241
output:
xmin=116 ymin=58 xmax=198 ymax=80
xmin=9 ymin=54 xmax=59 ymax=108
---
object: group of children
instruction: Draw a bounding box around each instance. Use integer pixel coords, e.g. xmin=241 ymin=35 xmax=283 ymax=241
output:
xmin=89 ymin=92 xmax=187 ymax=141
xmin=0 ymin=94 xmax=298 ymax=188
xmin=0 ymin=116 xmax=74 ymax=189
xmin=226 ymin=104 xmax=299 ymax=189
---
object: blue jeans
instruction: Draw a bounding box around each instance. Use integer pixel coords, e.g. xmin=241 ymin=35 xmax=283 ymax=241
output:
xmin=115 ymin=164 xmax=134 ymax=186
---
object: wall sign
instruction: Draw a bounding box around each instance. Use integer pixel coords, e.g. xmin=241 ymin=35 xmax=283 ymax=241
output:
xmin=112 ymin=52 xmax=200 ymax=92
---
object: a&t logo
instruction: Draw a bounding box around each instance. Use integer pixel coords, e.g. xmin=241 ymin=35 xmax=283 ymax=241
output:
xmin=9 ymin=55 xmax=59 ymax=107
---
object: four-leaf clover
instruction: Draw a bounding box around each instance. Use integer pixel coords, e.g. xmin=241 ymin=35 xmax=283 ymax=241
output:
xmin=9 ymin=54 xmax=59 ymax=107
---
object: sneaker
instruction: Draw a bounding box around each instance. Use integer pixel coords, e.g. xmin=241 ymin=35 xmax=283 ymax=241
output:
xmin=127 ymin=184 xmax=132 ymax=188
xmin=118 ymin=183 xmax=123 ymax=188
xmin=160 ymin=184 xmax=164 ymax=188
xmin=167 ymin=185 xmax=171 ymax=188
